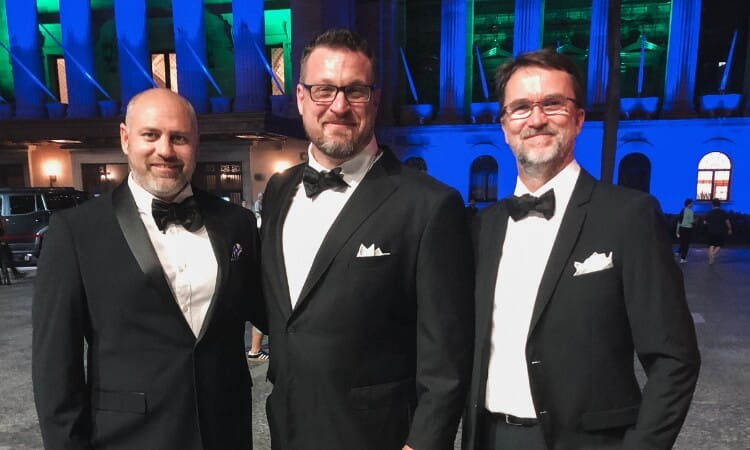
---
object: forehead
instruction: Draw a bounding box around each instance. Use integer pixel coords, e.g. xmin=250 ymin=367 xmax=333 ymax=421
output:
xmin=504 ymin=67 xmax=574 ymax=100
xmin=304 ymin=47 xmax=374 ymax=83
xmin=129 ymin=95 xmax=195 ymax=131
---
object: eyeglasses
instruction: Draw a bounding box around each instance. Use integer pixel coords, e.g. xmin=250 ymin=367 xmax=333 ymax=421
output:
xmin=502 ymin=95 xmax=581 ymax=120
xmin=301 ymin=84 xmax=375 ymax=103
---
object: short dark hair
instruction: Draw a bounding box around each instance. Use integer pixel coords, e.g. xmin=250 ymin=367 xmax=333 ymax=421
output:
xmin=299 ymin=28 xmax=377 ymax=84
xmin=684 ymin=198 xmax=693 ymax=207
xmin=494 ymin=48 xmax=585 ymax=110
xmin=712 ymin=198 xmax=721 ymax=207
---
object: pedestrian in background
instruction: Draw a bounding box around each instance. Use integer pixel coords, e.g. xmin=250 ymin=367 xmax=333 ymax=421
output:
xmin=704 ymin=198 xmax=733 ymax=264
xmin=676 ymin=198 xmax=695 ymax=263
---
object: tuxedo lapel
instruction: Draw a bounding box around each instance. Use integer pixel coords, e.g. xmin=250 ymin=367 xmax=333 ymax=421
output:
xmin=194 ymin=190 xmax=229 ymax=341
xmin=267 ymin=166 xmax=305 ymax=318
xmin=528 ymin=171 xmax=596 ymax=335
xmin=112 ymin=183 xmax=194 ymax=336
xmin=292 ymin=153 xmax=398 ymax=315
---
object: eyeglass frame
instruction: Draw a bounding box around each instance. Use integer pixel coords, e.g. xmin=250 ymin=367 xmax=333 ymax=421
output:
xmin=501 ymin=95 xmax=583 ymax=120
xmin=300 ymin=83 xmax=377 ymax=104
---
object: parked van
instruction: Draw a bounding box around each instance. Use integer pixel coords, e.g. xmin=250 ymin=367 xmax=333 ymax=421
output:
xmin=0 ymin=188 xmax=89 ymax=265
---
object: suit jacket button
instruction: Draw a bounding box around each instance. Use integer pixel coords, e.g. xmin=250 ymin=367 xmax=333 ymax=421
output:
xmin=287 ymin=327 xmax=295 ymax=334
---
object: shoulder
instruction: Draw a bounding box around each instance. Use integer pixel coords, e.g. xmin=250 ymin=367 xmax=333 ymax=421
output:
xmin=52 ymin=193 xmax=113 ymax=227
xmin=193 ymin=188 xmax=255 ymax=221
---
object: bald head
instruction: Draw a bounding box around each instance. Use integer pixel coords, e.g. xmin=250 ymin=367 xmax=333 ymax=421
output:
xmin=124 ymin=88 xmax=197 ymax=130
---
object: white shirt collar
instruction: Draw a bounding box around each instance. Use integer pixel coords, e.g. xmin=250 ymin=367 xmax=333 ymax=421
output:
xmin=513 ymin=160 xmax=581 ymax=219
xmin=127 ymin=172 xmax=194 ymax=213
xmin=306 ymin=136 xmax=380 ymax=189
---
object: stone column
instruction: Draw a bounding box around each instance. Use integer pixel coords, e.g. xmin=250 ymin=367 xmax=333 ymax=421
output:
xmin=232 ymin=0 xmax=267 ymax=112
xmin=60 ymin=0 xmax=98 ymax=117
xmin=5 ymin=0 xmax=46 ymax=118
xmin=586 ymin=0 xmax=608 ymax=112
xmin=171 ymin=0 xmax=209 ymax=113
xmin=513 ymin=0 xmax=544 ymax=56
xmin=114 ymin=0 xmax=151 ymax=109
xmin=438 ymin=0 xmax=468 ymax=121
xmin=357 ymin=0 xmax=398 ymax=124
xmin=662 ymin=0 xmax=701 ymax=115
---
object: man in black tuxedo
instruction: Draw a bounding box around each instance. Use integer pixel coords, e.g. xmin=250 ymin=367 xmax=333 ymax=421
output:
xmin=462 ymin=49 xmax=700 ymax=450
xmin=260 ymin=29 xmax=473 ymax=450
xmin=32 ymin=88 xmax=265 ymax=449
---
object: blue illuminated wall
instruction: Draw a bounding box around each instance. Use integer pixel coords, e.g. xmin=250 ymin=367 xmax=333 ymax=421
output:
xmin=380 ymin=117 xmax=750 ymax=214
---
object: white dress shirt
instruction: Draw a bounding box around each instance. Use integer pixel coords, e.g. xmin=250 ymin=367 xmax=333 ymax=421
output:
xmin=282 ymin=137 xmax=380 ymax=308
xmin=128 ymin=174 xmax=218 ymax=337
xmin=485 ymin=160 xmax=581 ymax=417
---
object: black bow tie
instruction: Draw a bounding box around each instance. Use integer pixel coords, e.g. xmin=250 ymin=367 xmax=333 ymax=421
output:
xmin=302 ymin=165 xmax=348 ymax=198
xmin=507 ymin=189 xmax=556 ymax=221
xmin=152 ymin=196 xmax=203 ymax=232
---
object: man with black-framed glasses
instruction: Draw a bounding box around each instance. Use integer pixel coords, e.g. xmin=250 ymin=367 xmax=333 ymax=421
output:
xmin=259 ymin=28 xmax=473 ymax=450
xmin=463 ymin=49 xmax=700 ymax=450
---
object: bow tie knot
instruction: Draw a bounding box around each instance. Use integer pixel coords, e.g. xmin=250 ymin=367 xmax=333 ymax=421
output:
xmin=152 ymin=196 xmax=203 ymax=232
xmin=302 ymin=165 xmax=348 ymax=198
xmin=507 ymin=189 xmax=556 ymax=221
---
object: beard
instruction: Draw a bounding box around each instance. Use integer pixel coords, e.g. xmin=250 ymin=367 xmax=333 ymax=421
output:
xmin=307 ymin=119 xmax=375 ymax=163
xmin=513 ymin=126 xmax=569 ymax=174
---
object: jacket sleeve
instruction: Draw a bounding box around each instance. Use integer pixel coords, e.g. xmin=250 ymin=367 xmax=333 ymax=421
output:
xmin=406 ymin=189 xmax=475 ymax=450
xmin=32 ymin=213 xmax=93 ymax=450
xmin=621 ymin=195 xmax=700 ymax=450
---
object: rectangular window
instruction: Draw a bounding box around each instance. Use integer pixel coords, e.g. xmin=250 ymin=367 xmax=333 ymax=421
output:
xmin=193 ymin=162 xmax=243 ymax=205
xmin=56 ymin=57 xmax=69 ymax=103
xmin=152 ymin=52 xmax=178 ymax=93
xmin=9 ymin=195 xmax=36 ymax=215
xmin=271 ymin=47 xmax=285 ymax=95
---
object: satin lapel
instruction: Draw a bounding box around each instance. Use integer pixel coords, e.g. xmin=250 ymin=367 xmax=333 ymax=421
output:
xmin=528 ymin=171 xmax=596 ymax=335
xmin=292 ymin=155 xmax=398 ymax=315
xmin=111 ymin=183 xmax=189 ymax=331
xmin=475 ymin=201 xmax=509 ymax=395
xmin=195 ymin=191 xmax=229 ymax=342
xmin=267 ymin=166 xmax=304 ymax=318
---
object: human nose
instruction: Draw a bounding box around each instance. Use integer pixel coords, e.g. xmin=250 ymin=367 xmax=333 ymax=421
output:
xmin=526 ymin=103 xmax=548 ymax=126
xmin=154 ymin=135 xmax=176 ymax=158
xmin=328 ymin=89 xmax=351 ymax=114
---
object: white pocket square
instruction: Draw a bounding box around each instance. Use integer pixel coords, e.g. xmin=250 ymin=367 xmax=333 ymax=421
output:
xmin=573 ymin=251 xmax=613 ymax=276
xmin=356 ymin=243 xmax=391 ymax=257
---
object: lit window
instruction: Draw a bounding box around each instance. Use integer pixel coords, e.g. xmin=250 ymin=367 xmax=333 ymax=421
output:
xmin=696 ymin=152 xmax=731 ymax=201
xmin=56 ymin=57 xmax=68 ymax=103
xmin=271 ymin=47 xmax=285 ymax=95
xmin=152 ymin=52 xmax=178 ymax=93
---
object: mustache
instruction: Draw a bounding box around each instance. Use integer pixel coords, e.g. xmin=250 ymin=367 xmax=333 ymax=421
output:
xmin=521 ymin=127 xmax=555 ymax=139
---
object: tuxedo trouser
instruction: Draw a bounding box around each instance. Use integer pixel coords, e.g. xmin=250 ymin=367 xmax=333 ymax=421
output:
xmin=478 ymin=410 xmax=548 ymax=450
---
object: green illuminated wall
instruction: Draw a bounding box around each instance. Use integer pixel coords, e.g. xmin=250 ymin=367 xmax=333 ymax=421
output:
xmin=1 ymin=0 xmax=292 ymax=105
xmin=0 ymin=0 xmax=13 ymax=101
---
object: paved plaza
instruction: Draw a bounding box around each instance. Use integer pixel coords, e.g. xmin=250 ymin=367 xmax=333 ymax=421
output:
xmin=1 ymin=247 xmax=749 ymax=449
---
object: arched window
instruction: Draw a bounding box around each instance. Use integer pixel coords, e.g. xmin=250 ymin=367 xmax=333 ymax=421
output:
xmin=404 ymin=156 xmax=427 ymax=172
xmin=617 ymin=153 xmax=651 ymax=193
xmin=469 ymin=155 xmax=498 ymax=202
xmin=697 ymin=152 xmax=731 ymax=201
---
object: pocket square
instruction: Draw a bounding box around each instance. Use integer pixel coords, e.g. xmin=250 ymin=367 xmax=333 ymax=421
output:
xmin=573 ymin=251 xmax=613 ymax=276
xmin=230 ymin=243 xmax=243 ymax=262
xmin=356 ymin=243 xmax=391 ymax=257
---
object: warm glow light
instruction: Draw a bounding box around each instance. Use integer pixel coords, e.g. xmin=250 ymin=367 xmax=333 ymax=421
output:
xmin=43 ymin=160 xmax=62 ymax=177
xmin=274 ymin=161 xmax=291 ymax=173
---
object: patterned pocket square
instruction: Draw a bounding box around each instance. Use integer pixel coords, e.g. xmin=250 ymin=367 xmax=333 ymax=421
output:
xmin=573 ymin=251 xmax=613 ymax=276
xmin=230 ymin=243 xmax=243 ymax=262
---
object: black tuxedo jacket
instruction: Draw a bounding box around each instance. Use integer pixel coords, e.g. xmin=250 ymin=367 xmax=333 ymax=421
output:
xmin=260 ymin=149 xmax=474 ymax=450
xmin=463 ymin=170 xmax=700 ymax=450
xmin=32 ymin=182 xmax=265 ymax=450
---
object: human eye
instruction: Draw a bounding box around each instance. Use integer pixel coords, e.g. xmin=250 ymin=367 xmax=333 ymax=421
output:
xmin=345 ymin=85 xmax=369 ymax=101
xmin=507 ymin=101 xmax=531 ymax=117
xmin=170 ymin=134 xmax=189 ymax=145
xmin=141 ymin=130 xmax=159 ymax=141
xmin=541 ymin=96 xmax=567 ymax=113
xmin=312 ymin=85 xmax=336 ymax=99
